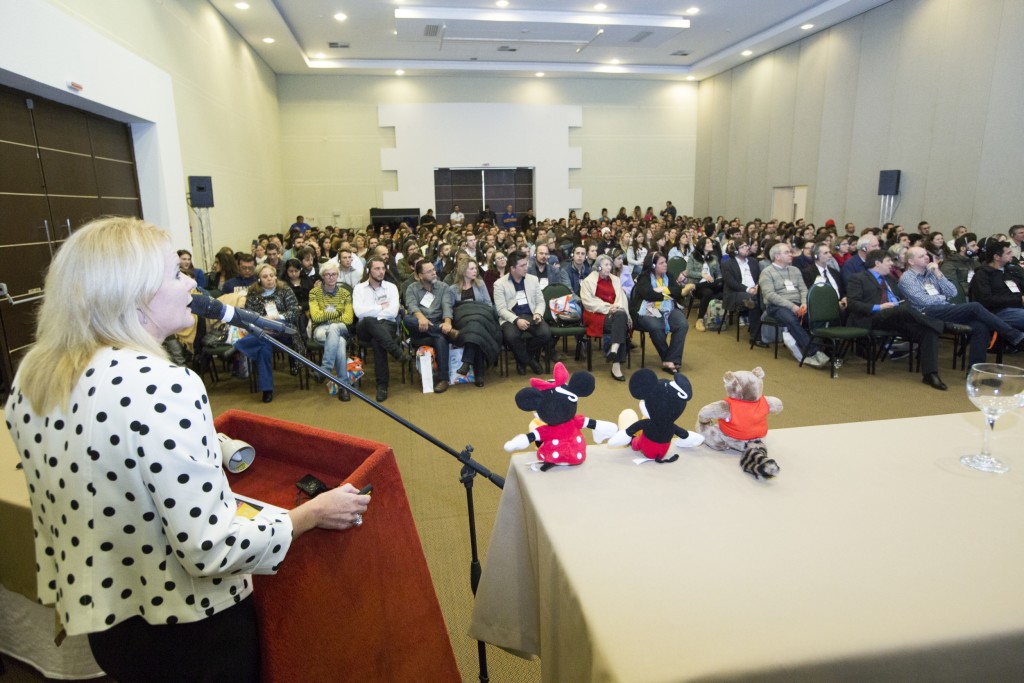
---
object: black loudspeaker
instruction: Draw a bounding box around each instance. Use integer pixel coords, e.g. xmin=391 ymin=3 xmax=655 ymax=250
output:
xmin=878 ymin=170 xmax=901 ymax=196
xmin=188 ymin=176 xmax=214 ymax=208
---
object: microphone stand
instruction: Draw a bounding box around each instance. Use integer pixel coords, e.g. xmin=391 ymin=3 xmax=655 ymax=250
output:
xmin=245 ymin=325 xmax=501 ymax=683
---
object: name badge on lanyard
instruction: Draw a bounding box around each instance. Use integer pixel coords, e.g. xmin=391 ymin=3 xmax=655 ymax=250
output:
xmin=515 ymin=290 xmax=529 ymax=307
xmin=783 ymin=279 xmax=796 ymax=291
xmin=923 ymin=283 xmax=939 ymax=296
xmin=1007 ymin=280 xmax=1021 ymax=294
xmin=419 ymin=291 xmax=435 ymax=308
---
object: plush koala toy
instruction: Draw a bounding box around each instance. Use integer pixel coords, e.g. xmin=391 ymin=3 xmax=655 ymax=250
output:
xmin=504 ymin=362 xmax=617 ymax=471
xmin=608 ymin=368 xmax=704 ymax=463
xmin=696 ymin=367 xmax=783 ymax=479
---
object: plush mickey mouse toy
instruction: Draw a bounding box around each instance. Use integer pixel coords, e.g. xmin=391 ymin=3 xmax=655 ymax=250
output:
xmin=503 ymin=362 xmax=617 ymax=471
xmin=608 ymin=368 xmax=704 ymax=463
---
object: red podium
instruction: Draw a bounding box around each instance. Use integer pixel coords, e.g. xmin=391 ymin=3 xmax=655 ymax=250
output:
xmin=215 ymin=410 xmax=459 ymax=682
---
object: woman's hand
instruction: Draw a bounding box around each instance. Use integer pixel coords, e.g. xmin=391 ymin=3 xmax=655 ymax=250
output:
xmin=289 ymin=483 xmax=371 ymax=538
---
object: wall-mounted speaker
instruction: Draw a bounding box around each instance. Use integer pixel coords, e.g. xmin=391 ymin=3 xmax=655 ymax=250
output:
xmin=188 ymin=175 xmax=214 ymax=208
xmin=878 ymin=170 xmax=901 ymax=196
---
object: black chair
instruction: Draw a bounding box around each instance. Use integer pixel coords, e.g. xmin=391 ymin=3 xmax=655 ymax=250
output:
xmin=751 ymin=310 xmax=784 ymax=358
xmin=543 ymin=283 xmax=591 ymax=370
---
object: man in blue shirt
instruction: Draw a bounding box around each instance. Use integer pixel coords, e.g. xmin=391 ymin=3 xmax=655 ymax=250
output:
xmin=846 ymin=250 xmax=946 ymax=390
xmin=501 ymin=204 xmax=518 ymax=231
xmin=290 ymin=215 xmax=311 ymax=234
xmin=899 ymin=246 xmax=1024 ymax=366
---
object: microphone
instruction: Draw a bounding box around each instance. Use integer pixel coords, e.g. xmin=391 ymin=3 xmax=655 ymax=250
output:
xmin=189 ymin=294 xmax=297 ymax=336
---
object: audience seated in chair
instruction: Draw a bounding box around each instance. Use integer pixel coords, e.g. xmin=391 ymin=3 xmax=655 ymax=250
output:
xmin=846 ymin=250 xmax=947 ymax=390
xmin=353 ymin=256 xmax=408 ymax=403
xmin=722 ymin=240 xmax=766 ymax=347
xmin=234 ymin=263 xmax=306 ymax=403
xmin=630 ymin=251 xmax=690 ymax=374
xmin=310 ymin=261 xmax=354 ymax=402
xmin=403 ymin=260 xmax=455 ymax=394
xmin=494 ymin=251 xmax=552 ymax=376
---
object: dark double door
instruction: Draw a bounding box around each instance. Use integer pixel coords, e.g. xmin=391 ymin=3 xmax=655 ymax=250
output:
xmin=434 ymin=167 xmax=534 ymax=225
xmin=0 ymin=85 xmax=142 ymax=392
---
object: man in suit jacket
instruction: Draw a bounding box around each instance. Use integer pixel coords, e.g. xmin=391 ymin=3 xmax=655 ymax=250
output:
xmin=802 ymin=242 xmax=846 ymax=299
xmin=803 ymin=241 xmax=848 ymax=326
xmin=721 ymin=240 xmax=766 ymax=346
xmin=494 ymin=250 xmax=552 ymax=374
xmin=846 ymin=249 xmax=947 ymax=390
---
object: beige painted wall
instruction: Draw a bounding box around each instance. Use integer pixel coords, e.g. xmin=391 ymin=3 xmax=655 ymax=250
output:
xmin=277 ymin=75 xmax=697 ymax=229
xmin=40 ymin=0 xmax=285 ymax=254
xmin=695 ymin=0 xmax=1024 ymax=236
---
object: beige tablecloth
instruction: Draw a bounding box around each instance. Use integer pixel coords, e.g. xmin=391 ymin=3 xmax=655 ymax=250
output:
xmin=470 ymin=412 xmax=1024 ymax=682
xmin=1 ymin=426 xmax=103 ymax=678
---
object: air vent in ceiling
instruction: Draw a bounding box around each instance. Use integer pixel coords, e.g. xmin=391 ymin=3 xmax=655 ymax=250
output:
xmin=629 ymin=31 xmax=654 ymax=43
xmin=497 ymin=45 xmax=517 ymax=52
xmin=423 ymin=24 xmax=441 ymax=37
xmin=671 ymin=50 xmax=691 ymax=56
xmin=328 ymin=42 xmax=350 ymax=49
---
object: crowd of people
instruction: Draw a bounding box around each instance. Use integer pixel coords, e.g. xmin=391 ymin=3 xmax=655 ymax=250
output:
xmin=176 ymin=209 xmax=1024 ymax=400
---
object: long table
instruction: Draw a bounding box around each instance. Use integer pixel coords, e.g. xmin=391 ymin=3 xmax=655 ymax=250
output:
xmin=1 ymin=426 xmax=104 ymax=678
xmin=469 ymin=412 xmax=1024 ymax=682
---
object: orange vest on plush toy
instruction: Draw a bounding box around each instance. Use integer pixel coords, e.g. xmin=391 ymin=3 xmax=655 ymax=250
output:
xmin=718 ymin=396 xmax=769 ymax=441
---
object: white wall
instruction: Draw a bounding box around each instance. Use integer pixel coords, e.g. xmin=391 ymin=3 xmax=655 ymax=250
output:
xmin=277 ymin=75 xmax=697 ymax=228
xmin=695 ymin=0 xmax=1024 ymax=236
xmin=1 ymin=0 xmax=285 ymax=257
xmin=378 ymin=103 xmax=582 ymax=219
xmin=0 ymin=0 xmax=186 ymax=246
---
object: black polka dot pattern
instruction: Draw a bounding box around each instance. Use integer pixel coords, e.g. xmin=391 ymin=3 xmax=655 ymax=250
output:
xmin=5 ymin=347 xmax=293 ymax=636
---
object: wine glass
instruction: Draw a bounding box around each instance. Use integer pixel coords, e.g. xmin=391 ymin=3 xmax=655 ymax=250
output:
xmin=962 ymin=363 xmax=1024 ymax=473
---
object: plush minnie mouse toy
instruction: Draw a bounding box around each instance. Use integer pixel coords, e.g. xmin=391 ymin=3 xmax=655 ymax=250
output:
xmin=608 ymin=368 xmax=704 ymax=463
xmin=503 ymin=362 xmax=617 ymax=471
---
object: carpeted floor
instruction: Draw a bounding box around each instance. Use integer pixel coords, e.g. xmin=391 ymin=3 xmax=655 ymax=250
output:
xmin=201 ymin=323 xmax=976 ymax=682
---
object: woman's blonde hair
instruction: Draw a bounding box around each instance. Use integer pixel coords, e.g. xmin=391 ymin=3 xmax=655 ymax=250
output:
xmin=454 ymin=258 xmax=483 ymax=287
xmin=248 ymin=263 xmax=286 ymax=296
xmin=18 ymin=216 xmax=171 ymax=414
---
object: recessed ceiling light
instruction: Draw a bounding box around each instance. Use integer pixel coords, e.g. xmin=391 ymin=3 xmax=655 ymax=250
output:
xmin=313 ymin=53 xmax=326 ymax=59
xmin=535 ymin=72 xmax=545 ymax=77
xmin=594 ymin=3 xmax=607 ymax=10
xmin=395 ymin=69 xmax=405 ymax=76
xmin=262 ymin=37 xmax=275 ymax=44
xmin=334 ymin=12 xmax=347 ymax=22
xmin=741 ymin=50 xmax=753 ymax=56
xmin=496 ymin=0 xmax=509 ymax=7
xmin=685 ymin=7 xmax=699 ymax=15
xmin=610 ymin=58 xmax=620 ymax=64
xmin=393 ymin=30 xmax=398 ymax=35
xmin=801 ymin=23 xmax=814 ymax=30
xmin=234 ymin=2 xmax=250 ymax=9
xmin=686 ymin=76 xmax=695 ymax=81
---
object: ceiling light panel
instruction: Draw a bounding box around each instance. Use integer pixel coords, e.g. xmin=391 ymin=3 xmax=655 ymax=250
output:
xmin=395 ymin=7 xmax=688 ymax=51
xmin=395 ymin=7 xmax=690 ymax=29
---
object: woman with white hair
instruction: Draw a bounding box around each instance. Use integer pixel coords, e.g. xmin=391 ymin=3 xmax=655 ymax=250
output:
xmin=5 ymin=217 xmax=369 ymax=682
xmin=581 ymin=253 xmax=631 ymax=381
xmin=309 ymin=259 xmax=354 ymax=401
xmin=235 ymin=263 xmax=305 ymax=403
